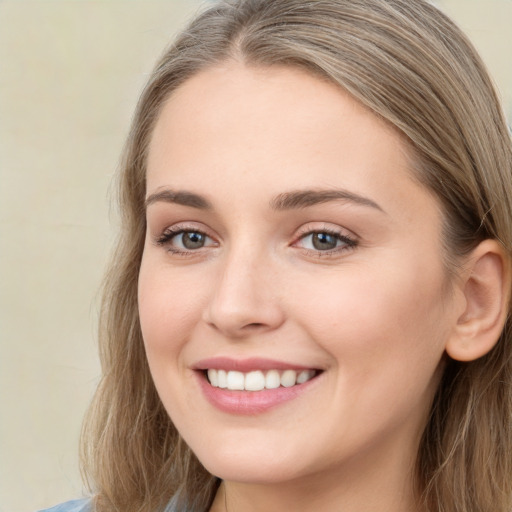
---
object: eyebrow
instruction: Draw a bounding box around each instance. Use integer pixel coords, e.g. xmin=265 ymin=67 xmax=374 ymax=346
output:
xmin=145 ymin=187 xmax=384 ymax=213
xmin=269 ymin=189 xmax=385 ymax=213
xmin=145 ymin=189 xmax=213 ymax=210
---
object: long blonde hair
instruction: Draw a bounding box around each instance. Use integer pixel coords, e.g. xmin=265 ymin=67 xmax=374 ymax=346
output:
xmin=81 ymin=1 xmax=512 ymax=511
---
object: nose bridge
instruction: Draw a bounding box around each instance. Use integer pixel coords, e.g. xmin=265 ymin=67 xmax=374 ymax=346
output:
xmin=204 ymin=234 xmax=284 ymax=337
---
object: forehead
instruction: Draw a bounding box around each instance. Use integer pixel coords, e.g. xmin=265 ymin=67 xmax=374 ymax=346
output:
xmin=150 ymin=63 xmax=401 ymax=147
xmin=146 ymin=62 xmax=437 ymax=222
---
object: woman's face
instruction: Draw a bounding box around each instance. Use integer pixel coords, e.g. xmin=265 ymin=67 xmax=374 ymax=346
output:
xmin=139 ymin=63 xmax=463 ymax=486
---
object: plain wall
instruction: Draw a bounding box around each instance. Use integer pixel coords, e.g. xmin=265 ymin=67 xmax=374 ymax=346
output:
xmin=0 ymin=1 xmax=510 ymax=511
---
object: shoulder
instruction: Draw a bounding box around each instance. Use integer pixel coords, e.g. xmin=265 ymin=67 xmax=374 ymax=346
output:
xmin=36 ymin=498 xmax=92 ymax=512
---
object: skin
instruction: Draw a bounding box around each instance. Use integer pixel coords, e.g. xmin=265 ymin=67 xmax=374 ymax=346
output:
xmin=138 ymin=62 xmax=467 ymax=511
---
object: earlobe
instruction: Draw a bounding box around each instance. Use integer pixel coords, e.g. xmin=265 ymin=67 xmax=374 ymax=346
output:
xmin=445 ymin=239 xmax=511 ymax=362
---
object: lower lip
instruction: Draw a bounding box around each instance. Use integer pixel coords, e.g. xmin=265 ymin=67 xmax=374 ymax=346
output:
xmin=196 ymin=371 xmax=320 ymax=415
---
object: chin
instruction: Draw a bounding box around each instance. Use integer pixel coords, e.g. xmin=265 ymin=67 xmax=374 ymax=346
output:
xmin=188 ymin=436 xmax=307 ymax=484
xmin=201 ymin=456 xmax=301 ymax=484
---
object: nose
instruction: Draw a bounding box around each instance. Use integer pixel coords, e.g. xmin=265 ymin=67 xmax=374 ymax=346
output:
xmin=203 ymin=244 xmax=286 ymax=338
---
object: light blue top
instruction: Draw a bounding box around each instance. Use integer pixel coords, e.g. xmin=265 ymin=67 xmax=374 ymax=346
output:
xmin=37 ymin=499 xmax=91 ymax=512
xmin=37 ymin=496 xmax=180 ymax=512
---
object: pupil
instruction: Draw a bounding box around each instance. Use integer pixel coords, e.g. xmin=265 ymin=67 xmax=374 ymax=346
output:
xmin=183 ymin=232 xmax=205 ymax=249
xmin=312 ymin=232 xmax=337 ymax=250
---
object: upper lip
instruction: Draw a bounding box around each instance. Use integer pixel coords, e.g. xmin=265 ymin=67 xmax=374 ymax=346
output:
xmin=192 ymin=357 xmax=320 ymax=372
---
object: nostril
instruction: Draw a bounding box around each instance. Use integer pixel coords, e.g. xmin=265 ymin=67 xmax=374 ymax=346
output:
xmin=245 ymin=323 xmax=265 ymax=329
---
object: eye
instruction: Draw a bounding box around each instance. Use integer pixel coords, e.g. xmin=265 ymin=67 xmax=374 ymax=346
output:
xmin=175 ymin=231 xmax=209 ymax=249
xmin=305 ymin=232 xmax=340 ymax=251
xmin=295 ymin=229 xmax=357 ymax=254
xmin=155 ymin=227 xmax=216 ymax=253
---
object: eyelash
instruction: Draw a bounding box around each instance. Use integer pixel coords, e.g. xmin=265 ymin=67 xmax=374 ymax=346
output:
xmin=293 ymin=227 xmax=358 ymax=257
xmin=154 ymin=225 xmax=358 ymax=258
xmin=155 ymin=226 xmax=215 ymax=256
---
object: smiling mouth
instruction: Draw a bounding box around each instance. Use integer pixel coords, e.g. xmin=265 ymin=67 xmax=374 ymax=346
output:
xmin=205 ymin=368 xmax=319 ymax=391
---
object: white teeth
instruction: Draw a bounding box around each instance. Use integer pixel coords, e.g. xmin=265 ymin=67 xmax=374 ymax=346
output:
xmin=245 ymin=371 xmax=265 ymax=391
xmin=206 ymin=368 xmax=316 ymax=391
xmin=207 ymin=369 xmax=218 ymax=387
xmin=217 ymin=369 xmax=227 ymax=389
xmin=297 ymin=370 xmax=315 ymax=384
xmin=226 ymin=371 xmax=245 ymax=390
xmin=280 ymin=370 xmax=297 ymax=387
xmin=265 ymin=369 xmax=281 ymax=389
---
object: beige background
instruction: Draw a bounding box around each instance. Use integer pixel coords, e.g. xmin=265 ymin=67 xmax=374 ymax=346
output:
xmin=0 ymin=1 xmax=510 ymax=511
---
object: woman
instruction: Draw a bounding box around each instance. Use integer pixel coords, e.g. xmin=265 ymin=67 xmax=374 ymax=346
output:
xmin=41 ymin=0 xmax=512 ymax=511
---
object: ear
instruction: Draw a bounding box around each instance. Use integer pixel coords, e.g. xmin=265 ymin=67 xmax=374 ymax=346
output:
xmin=446 ymin=239 xmax=511 ymax=362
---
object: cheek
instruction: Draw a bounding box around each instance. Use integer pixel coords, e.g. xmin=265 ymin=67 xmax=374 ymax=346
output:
xmin=297 ymin=268 xmax=450 ymax=445
xmin=290 ymin=263 xmax=451 ymax=390
xmin=137 ymin=257 xmax=207 ymax=366
xmin=137 ymin=257 xmax=212 ymax=421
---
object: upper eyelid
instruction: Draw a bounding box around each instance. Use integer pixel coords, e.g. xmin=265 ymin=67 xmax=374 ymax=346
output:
xmin=152 ymin=222 xmax=358 ymax=245
xmin=294 ymin=222 xmax=358 ymax=240
xmin=153 ymin=224 xmax=214 ymax=244
xmin=156 ymin=222 xmax=215 ymax=237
